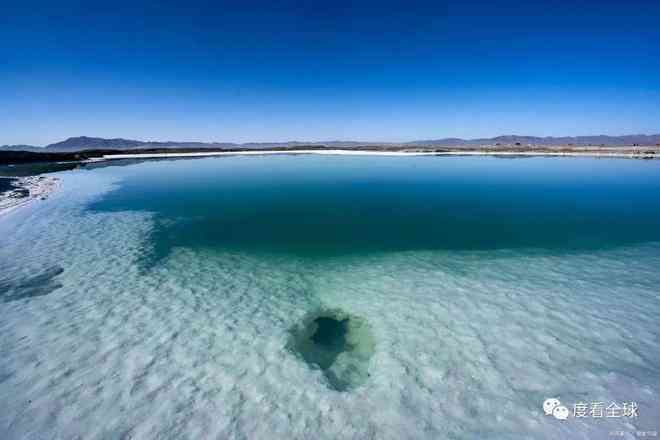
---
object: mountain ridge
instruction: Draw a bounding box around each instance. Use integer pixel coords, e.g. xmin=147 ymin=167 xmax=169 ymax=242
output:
xmin=2 ymin=134 xmax=660 ymax=152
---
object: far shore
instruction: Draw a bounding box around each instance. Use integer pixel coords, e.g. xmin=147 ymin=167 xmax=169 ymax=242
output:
xmin=95 ymin=147 xmax=659 ymax=161
xmin=2 ymin=145 xmax=660 ymax=167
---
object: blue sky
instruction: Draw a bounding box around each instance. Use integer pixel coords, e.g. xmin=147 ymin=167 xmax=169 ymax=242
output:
xmin=2 ymin=0 xmax=659 ymax=145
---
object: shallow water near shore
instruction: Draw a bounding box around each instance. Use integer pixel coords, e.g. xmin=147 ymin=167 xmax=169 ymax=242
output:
xmin=1 ymin=155 xmax=660 ymax=439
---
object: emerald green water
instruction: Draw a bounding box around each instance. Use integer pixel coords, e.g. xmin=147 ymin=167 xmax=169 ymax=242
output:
xmin=90 ymin=155 xmax=660 ymax=263
xmin=3 ymin=154 xmax=660 ymax=439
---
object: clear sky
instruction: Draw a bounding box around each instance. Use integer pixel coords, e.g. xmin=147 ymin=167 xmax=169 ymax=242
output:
xmin=2 ymin=0 xmax=659 ymax=146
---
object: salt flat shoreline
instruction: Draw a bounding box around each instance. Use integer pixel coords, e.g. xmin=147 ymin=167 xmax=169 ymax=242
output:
xmin=95 ymin=148 xmax=659 ymax=161
xmin=0 ymin=176 xmax=60 ymax=216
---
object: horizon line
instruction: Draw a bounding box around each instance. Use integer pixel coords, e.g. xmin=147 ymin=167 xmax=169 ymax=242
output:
xmin=4 ymin=132 xmax=660 ymax=148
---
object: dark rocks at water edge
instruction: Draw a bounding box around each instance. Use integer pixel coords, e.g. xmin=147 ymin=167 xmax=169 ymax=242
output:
xmin=0 ymin=177 xmax=17 ymax=193
xmin=0 ymin=176 xmax=61 ymax=214
xmin=0 ymin=178 xmax=29 ymax=198
xmin=0 ymin=150 xmax=100 ymax=165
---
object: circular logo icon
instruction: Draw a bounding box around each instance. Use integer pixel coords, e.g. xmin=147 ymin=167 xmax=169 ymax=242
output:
xmin=543 ymin=398 xmax=561 ymax=415
xmin=552 ymin=405 xmax=569 ymax=420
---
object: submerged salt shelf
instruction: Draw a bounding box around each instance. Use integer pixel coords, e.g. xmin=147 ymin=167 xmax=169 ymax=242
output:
xmin=1 ymin=155 xmax=660 ymax=439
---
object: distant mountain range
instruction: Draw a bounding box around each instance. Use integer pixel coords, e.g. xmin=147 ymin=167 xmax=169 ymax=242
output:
xmin=0 ymin=144 xmax=45 ymax=152
xmin=406 ymin=134 xmax=660 ymax=147
xmin=2 ymin=134 xmax=660 ymax=152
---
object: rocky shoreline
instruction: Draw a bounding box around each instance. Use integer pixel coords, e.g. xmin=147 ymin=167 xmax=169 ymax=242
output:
xmin=0 ymin=175 xmax=61 ymax=216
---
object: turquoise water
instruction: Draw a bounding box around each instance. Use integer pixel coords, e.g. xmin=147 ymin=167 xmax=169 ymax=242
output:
xmin=1 ymin=155 xmax=660 ymax=439
xmin=91 ymin=155 xmax=660 ymax=260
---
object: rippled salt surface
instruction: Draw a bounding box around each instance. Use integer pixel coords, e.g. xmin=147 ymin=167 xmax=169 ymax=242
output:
xmin=1 ymin=158 xmax=660 ymax=439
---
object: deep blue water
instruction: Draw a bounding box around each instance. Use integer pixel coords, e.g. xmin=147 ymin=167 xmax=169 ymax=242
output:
xmin=90 ymin=155 xmax=660 ymax=264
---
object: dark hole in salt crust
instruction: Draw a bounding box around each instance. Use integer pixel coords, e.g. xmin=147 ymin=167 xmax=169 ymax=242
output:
xmin=311 ymin=317 xmax=349 ymax=350
xmin=287 ymin=309 xmax=375 ymax=392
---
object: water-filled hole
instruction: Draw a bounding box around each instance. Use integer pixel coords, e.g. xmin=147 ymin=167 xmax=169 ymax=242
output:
xmin=287 ymin=309 xmax=375 ymax=391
